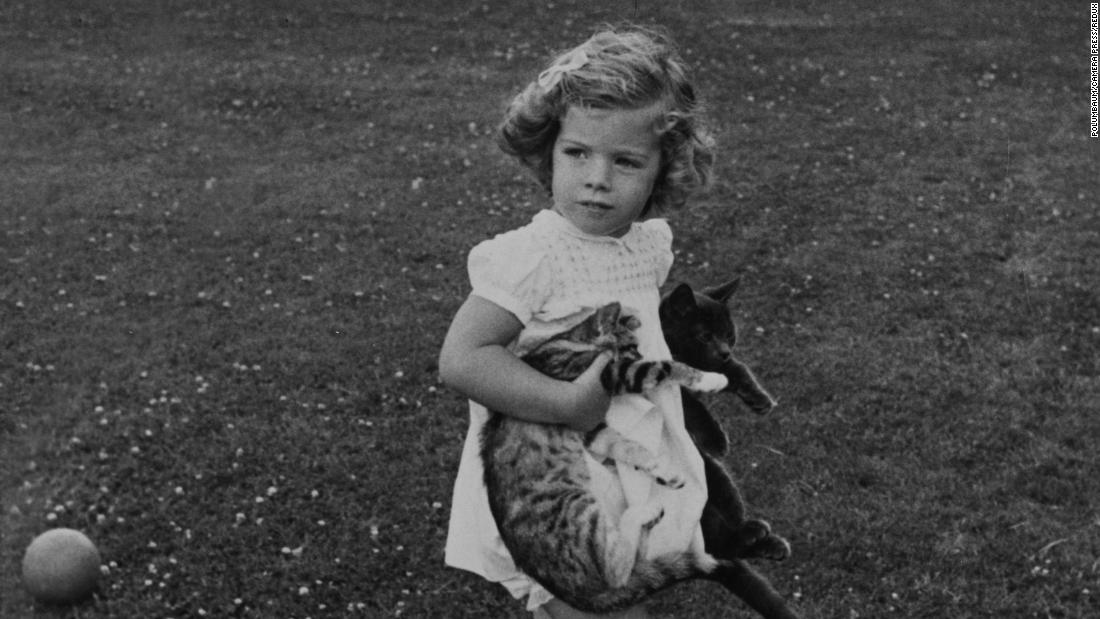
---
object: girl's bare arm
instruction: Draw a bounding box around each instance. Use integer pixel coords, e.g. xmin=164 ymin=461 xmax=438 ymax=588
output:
xmin=439 ymin=295 xmax=610 ymax=431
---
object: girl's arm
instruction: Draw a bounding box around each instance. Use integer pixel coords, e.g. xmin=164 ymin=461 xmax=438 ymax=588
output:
xmin=439 ymin=295 xmax=611 ymax=431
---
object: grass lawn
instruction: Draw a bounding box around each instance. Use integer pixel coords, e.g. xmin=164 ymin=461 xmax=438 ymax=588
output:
xmin=2 ymin=1 xmax=1097 ymax=617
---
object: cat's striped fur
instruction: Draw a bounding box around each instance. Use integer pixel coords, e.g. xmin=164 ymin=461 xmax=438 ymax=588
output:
xmin=479 ymin=302 xmax=727 ymax=612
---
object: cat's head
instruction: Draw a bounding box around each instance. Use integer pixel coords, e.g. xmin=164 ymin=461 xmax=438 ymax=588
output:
xmin=659 ymin=278 xmax=740 ymax=372
xmin=581 ymin=302 xmax=640 ymax=354
xmin=589 ymin=302 xmax=623 ymax=337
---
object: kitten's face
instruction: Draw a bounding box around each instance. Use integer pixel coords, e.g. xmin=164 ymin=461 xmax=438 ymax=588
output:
xmin=573 ymin=303 xmax=638 ymax=355
xmin=590 ymin=303 xmax=622 ymax=346
xmin=597 ymin=304 xmax=640 ymax=354
xmin=660 ymin=281 xmax=739 ymax=372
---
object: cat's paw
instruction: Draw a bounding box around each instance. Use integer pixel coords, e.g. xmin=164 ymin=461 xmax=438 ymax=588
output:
xmin=654 ymin=471 xmax=685 ymax=489
xmin=620 ymin=503 xmax=666 ymax=534
xmin=640 ymin=504 xmax=665 ymax=530
xmin=734 ymin=519 xmax=773 ymax=548
xmin=749 ymin=534 xmax=792 ymax=561
xmin=692 ymin=371 xmax=729 ymax=393
xmin=731 ymin=520 xmax=792 ymax=561
xmin=629 ymin=503 xmax=660 ymax=532
xmin=739 ymin=389 xmax=777 ymax=415
xmin=636 ymin=459 xmax=685 ymax=489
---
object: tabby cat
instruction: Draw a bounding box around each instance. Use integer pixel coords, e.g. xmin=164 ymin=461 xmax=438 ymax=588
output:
xmin=480 ymin=302 xmax=727 ymax=612
xmin=480 ymin=286 xmax=799 ymax=615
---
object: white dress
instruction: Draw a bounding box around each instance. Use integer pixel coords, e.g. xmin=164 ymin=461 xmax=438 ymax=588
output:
xmin=444 ymin=209 xmax=708 ymax=610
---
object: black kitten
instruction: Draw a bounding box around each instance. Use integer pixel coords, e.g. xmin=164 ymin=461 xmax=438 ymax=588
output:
xmin=660 ymin=278 xmax=801 ymax=619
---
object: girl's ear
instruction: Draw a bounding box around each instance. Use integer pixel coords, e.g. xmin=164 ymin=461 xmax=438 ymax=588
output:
xmin=703 ymin=277 xmax=741 ymax=304
xmin=662 ymin=283 xmax=698 ymax=316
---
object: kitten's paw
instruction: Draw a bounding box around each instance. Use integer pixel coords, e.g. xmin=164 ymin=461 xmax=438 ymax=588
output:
xmin=713 ymin=519 xmax=785 ymax=561
xmin=655 ymin=471 xmax=685 ymax=489
xmin=734 ymin=519 xmax=773 ymax=548
xmin=692 ymin=372 xmax=729 ymax=393
xmin=621 ymin=503 xmax=666 ymax=533
xmin=740 ymin=390 xmax=778 ymax=414
xmin=636 ymin=460 xmax=685 ymax=489
xmin=641 ymin=505 xmax=665 ymax=530
xmin=731 ymin=520 xmax=792 ymax=561
xmin=749 ymin=534 xmax=792 ymax=561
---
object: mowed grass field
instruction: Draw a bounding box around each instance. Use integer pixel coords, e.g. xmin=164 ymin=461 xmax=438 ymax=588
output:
xmin=2 ymin=1 xmax=1097 ymax=617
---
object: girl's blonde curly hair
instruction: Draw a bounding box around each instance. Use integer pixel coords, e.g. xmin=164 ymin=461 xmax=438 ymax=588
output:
xmin=498 ymin=25 xmax=715 ymax=217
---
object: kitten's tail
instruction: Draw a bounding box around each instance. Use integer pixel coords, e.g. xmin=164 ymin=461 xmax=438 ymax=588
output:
xmin=706 ymin=559 xmax=804 ymax=619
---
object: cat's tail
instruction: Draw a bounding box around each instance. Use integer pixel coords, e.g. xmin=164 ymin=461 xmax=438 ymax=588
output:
xmin=705 ymin=559 xmax=803 ymax=619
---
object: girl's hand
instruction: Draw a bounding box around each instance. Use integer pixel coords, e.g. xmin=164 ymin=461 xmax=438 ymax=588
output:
xmin=561 ymin=352 xmax=613 ymax=433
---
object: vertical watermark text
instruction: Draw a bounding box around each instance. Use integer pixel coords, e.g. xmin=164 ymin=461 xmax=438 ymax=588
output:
xmin=1092 ymin=3 xmax=1098 ymax=137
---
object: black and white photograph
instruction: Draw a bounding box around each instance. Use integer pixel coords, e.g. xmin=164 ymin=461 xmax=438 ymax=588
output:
xmin=2 ymin=1 xmax=1096 ymax=617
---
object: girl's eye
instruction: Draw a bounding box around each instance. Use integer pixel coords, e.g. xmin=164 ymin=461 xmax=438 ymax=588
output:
xmin=562 ymin=147 xmax=586 ymax=159
xmin=616 ymin=158 xmax=642 ymax=169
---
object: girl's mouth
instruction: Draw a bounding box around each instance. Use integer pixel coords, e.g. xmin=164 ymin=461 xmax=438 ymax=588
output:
xmin=580 ymin=201 xmax=613 ymax=211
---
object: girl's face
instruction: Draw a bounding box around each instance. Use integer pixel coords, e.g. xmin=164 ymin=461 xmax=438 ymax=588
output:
xmin=550 ymin=104 xmax=662 ymax=238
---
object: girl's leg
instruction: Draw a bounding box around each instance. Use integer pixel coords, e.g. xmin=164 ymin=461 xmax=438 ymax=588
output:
xmin=534 ymin=598 xmax=650 ymax=619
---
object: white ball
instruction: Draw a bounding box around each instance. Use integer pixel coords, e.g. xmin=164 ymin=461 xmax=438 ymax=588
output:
xmin=21 ymin=528 xmax=102 ymax=605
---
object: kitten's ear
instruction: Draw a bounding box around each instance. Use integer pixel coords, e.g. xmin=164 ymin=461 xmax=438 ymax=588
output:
xmin=663 ymin=283 xmax=698 ymax=316
xmin=704 ymin=277 xmax=741 ymax=304
xmin=596 ymin=302 xmax=622 ymax=327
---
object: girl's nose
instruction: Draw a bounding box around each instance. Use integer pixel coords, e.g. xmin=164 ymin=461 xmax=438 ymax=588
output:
xmin=584 ymin=159 xmax=612 ymax=190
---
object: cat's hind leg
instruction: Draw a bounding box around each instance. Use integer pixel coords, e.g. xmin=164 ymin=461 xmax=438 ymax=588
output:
xmin=600 ymin=501 xmax=665 ymax=587
xmin=682 ymin=391 xmax=730 ymax=457
xmin=698 ymin=452 xmax=791 ymax=562
xmin=715 ymin=519 xmax=792 ymax=562
xmin=739 ymin=522 xmax=792 ymax=561
xmin=586 ymin=425 xmax=684 ymax=489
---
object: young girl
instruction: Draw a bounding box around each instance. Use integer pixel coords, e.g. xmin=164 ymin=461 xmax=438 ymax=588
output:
xmin=439 ymin=26 xmax=716 ymax=618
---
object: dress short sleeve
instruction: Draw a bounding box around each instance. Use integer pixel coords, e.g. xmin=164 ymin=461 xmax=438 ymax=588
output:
xmin=467 ymin=231 xmax=552 ymax=325
xmin=640 ymin=218 xmax=674 ymax=287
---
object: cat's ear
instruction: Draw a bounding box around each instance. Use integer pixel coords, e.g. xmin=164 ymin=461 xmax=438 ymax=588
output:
xmin=595 ymin=302 xmax=622 ymax=327
xmin=703 ymin=277 xmax=741 ymax=305
xmin=663 ymin=283 xmax=698 ymax=316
